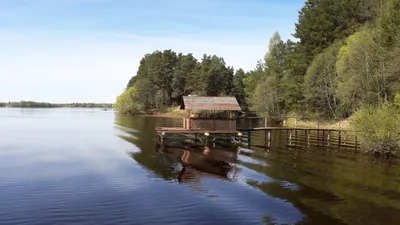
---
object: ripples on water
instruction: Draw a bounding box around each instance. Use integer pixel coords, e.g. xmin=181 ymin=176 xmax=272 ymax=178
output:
xmin=1 ymin=108 xmax=400 ymax=225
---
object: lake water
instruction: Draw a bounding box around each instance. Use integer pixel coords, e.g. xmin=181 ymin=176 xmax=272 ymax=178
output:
xmin=1 ymin=108 xmax=400 ymax=225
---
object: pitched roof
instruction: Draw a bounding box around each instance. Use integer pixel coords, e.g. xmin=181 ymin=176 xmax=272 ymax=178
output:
xmin=181 ymin=96 xmax=241 ymax=111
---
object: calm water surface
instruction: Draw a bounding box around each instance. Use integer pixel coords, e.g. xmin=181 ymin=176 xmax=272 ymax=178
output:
xmin=1 ymin=108 xmax=400 ymax=225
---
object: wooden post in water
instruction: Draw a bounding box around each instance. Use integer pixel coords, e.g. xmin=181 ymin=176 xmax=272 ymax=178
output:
xmin=355 ymin=135 xmax=358 ymax=149
xmin=268 ymin=130 xmax=271 ymax=147
xmin=304 ymin=130 xmax=307 ymax=142
xmin=322 ymin=130 xmax=325 ymax=142
xmin=338 ymin=131 xmax=341 ymax=146
xmin=268 ymin=130 xmax=271 ymax=143
xmin=264 ymin=129 xmax=267 ymax=145
xmin=343 ymin=131 xmax=346 ymax=145
xmin=264 ymin=117 xmax=267 ymax=127
xmin=286 ymin=130 xmax=289 ymax=142
xmin=248 ymin=130 xmax=251 ymax=147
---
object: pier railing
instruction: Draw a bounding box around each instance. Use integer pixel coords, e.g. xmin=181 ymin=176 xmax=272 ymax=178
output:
xmin=245 ymin=116 xmax=349 ymax=130
xmin=187 ymin=118 xmax=236 ymax=131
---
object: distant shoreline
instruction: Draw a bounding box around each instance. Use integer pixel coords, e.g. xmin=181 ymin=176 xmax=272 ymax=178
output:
xmin=0 ymin=101 xmax=113 ymax=108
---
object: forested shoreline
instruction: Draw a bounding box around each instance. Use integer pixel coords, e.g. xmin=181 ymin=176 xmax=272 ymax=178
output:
xmin=116 ymin=0 xmax=400 ymax=155
xmin=0 ymin=101 xmax=113 ymax=108
xmin=116 ymin=0 xmax=400 ymax=118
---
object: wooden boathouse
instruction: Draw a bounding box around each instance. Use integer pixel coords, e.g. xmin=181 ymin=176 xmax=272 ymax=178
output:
xmin=156 ymin=96 xmax=243 ymax=139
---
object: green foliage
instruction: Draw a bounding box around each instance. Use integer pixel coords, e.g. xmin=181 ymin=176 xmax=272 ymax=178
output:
xmin=247 ymin=32 xmax=295 ymax=117
xmin=174 ymin=53 xmax=199 ymax=99
xmin=336 ymin=29 xmax=388 ymax=112
xmin=114 ymin=87 xmax=142 ymax=114
xmin=243 ymin=61 xmax=265 ymax=98
xmin=304 ymin=41 xmax=342 ymax=117
xmin=350 ymin=103 xmax=400 ymax=156
xmin=233 ymin=69 xmax=247 ymax=110
xmin=294 ymin=0 xmax=379 ymax=58
xmin=197 ymin=54 xmax=234 ymax=96
xmin=249 ymin=76 xmax=280 ymax=117
xmin=124 ymin=50 xmax=239 ymax=112
xmin=394 ymin=93 xmax=400 ymax=108
xmin=380 ymin=0 xmax=400 ymax=47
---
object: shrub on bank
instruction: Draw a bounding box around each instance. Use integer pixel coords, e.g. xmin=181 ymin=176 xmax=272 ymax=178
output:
xmin=114 ymin=87 xmax=142 ymax=114
xmin=350 ymin=103 xmax=400 ymax=157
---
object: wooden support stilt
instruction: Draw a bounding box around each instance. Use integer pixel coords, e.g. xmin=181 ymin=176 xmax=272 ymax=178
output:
xmin=304 ymin=130 xmax=307 ymax=141
xmin=322 ymin=131 xmax=325 ymax=142
xmin=268 ymin=130 xmax=271 ymax=142
xmin=343 ymin=132 xmax=346 ymax=145
xmin=248 ymin=130 xmax=251 ymax=147
xmin=338 ymin=131 xmax=341 ymax=146
xmin=355 ymin=135 xmax=358 ymax=148
xmin=286 ymin=130 xmax=289 ymax=141
xmin=264 ymin=129 xmax=267 ymax=145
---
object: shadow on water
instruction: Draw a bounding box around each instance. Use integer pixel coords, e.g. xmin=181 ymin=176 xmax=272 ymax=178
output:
xmin=115 ymin=114 xmax=400 ymax=225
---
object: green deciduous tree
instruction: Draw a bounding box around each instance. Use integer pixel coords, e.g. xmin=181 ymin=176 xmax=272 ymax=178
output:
xmin=336 ymin=29 xmax=387 ymax=112
xmin=114 ymin=87 xmax=142 ymax=114
xmin=304 ymin=42 xmax=342 ymax=117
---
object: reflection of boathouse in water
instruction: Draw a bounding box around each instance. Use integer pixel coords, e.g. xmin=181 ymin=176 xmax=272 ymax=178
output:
xmin=156 ymin=96 xmax=242 ymax=141
xmin=158 ymin=143 xmax=240 ymax=182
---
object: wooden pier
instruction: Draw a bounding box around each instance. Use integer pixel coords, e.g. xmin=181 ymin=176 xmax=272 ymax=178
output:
xmin=237 ymin=126 xmax=358 ymax=147
xmin=155 ymin=96 xmax=358 ymax=148
xmin=156 ymin=127 xmax=239 ymax=134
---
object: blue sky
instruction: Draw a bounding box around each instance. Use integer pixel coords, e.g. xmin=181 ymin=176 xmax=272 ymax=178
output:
xmin=0 ymin=0 xmax=304 ymax=103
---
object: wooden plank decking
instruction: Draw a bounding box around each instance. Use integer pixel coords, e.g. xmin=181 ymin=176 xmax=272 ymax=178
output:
xmin=156 ymin=127 xmax=239 ymax=134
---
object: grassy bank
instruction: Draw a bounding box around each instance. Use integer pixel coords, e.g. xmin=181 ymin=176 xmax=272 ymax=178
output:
xmin=285 ymin=117 xmax=350 ymax=130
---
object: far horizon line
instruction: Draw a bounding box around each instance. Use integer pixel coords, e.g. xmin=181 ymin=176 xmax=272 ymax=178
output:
xmin=0 ymin=101 xmax=114 ymax=104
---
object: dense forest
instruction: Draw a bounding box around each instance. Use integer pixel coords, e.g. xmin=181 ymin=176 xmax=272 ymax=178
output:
xmin=116 ymin=0 xmax=400 ymax=119
xmin=0 ymin=101 xmax=113 ymax=108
